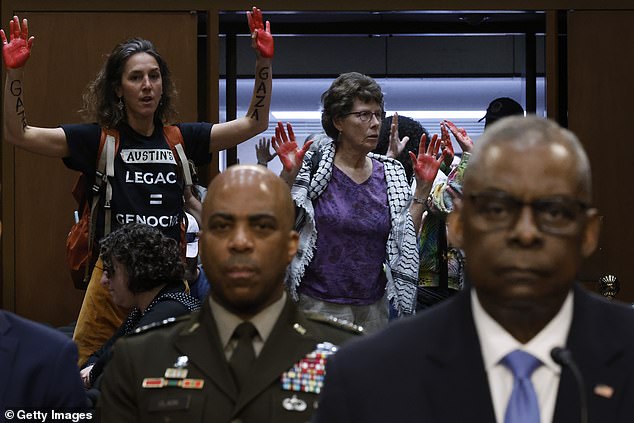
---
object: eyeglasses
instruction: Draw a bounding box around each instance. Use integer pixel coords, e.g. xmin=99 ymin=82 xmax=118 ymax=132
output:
xmin=467 ymin=191 xmax=591 ymax=235
xmin=342 ymin=110 xmax=386 ymax=123
xmin=103 ymin=265 xmax=113 ymax=276
xmin=96 ymin=261 xmax=114 ymax=277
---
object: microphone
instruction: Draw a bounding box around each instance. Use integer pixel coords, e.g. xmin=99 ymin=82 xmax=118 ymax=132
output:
xmin=551 ymin=347 xmax=588 ymax=423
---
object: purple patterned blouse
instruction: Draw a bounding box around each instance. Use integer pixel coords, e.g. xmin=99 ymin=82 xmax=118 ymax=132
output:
xmin=299 ymin=159 xmax=390 ymax=305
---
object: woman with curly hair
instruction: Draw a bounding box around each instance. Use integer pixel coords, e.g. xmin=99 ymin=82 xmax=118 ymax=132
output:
xmin=79 ymin=223 xmax=200 ymax=399
xmin=1 ymin=8 xmax=274 ymax=362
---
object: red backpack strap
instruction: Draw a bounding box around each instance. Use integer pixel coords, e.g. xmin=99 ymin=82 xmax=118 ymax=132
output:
xmin=163 ymin=125 xmax=183 ymax=145
xmin=163 ymin=125 xmax=192 ymax=186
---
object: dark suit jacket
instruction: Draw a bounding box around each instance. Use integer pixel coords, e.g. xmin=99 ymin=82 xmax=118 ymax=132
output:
xmin=0 ymin=310 xmax=87 ymax=410
xmin=99 ymin=297 xmax=359 ymax=423
xmin=314 ymin=284 xmax=634 ymax=423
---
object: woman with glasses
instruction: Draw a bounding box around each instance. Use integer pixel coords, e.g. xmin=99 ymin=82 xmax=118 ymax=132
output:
xmin=272 ymin=72 xmax=446 ymax=332
xmin=80 ymin=223 xmax=200 ymax=405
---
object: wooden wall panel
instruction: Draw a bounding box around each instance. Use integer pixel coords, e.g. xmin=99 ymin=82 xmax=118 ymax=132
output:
xmin=568 ymin=10 xmax=634 ymax=303
xmin=9 ymin=12 xmax=198 ymax=325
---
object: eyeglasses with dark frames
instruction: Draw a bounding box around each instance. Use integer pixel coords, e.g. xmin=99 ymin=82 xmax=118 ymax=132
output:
xmin=342 ymin=110 xmax=386 ymax=123
xmin=467 ymin=190 xmax=591 ymax=235
xmin=98 ymin=262 xmax=114 ymax=277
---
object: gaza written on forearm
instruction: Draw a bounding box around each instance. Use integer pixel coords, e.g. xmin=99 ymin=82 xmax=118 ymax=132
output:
xmin=3 ymin=68 xmax=68 ymax=157
xmin=210 ymin=57 xmax=272 ymax=152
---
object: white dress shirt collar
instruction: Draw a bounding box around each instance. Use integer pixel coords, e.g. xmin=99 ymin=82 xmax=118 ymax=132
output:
xmin=471 ymin=287 xmax=574 ymax=423
xmin=472 ymin=287 xmax=573 ymax=373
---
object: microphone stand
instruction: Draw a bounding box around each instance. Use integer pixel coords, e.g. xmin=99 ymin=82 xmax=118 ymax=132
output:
xmin=551 ymin=347 xmax=588 ymax=423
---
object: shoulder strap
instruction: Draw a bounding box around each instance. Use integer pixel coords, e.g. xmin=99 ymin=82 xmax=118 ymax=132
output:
xmin=303 ymin=312 xmax=364 ymax=335
xmin=163 ymin=125 xmax=193 ymax=260
xmin=163 ymin=125 xmax=192 ymax=186
xmin=88 ymin=129 xmax=119 ymax=253
xmin=102 ymin=130 xmax=118 ymax=236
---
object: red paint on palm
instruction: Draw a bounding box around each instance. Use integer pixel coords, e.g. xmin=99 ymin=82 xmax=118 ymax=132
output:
xmin=440 ymin=121 xmax=455 ymax=167
xmin=247 ymin=7 xmax=274 ymax=59
xmin=410 ymin=133 xmax=446 ymax=184
xmin=271 ymin=122 xmax=312 ymax=172
xmin=443 ymin=119 xmax=474 ymax=153
xmin=1 ymin=16 xmax=34 ymax=69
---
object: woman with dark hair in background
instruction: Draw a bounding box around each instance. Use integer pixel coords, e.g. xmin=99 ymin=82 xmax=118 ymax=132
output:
xmin=374 ymin=112 xmax=430 ymax=184
xmin=1 ymin=8 xmax=273 ymax=362
xmin=271 ymin=72 xmax=447 ymax=332
xmin=80 ymin=223 xmax=200 ymax=403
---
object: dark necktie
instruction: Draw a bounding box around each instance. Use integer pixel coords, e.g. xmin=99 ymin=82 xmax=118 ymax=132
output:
xmin=229 ymin=321 xmax=257 ymax=390
xmin=502 ymin=349 xmax=542 ymax=423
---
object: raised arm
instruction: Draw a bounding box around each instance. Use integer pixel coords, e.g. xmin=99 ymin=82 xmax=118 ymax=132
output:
xmin=271 ymin=122 xmax=312 ymax=186
xmin=439 ymin=121 xmax=455 ymax=174
xmin=2 ymin=16 xmax=68 ymax=158
xmin=386 ymin=112 xmax=409 ymax=159
xmin=443 ymin=119 xmax=473 ymax=153
xmin=408 ymin=133 xmax=446 ymax=231
xmin=209 ymin=7 xmax=273 ymax=153
xmin=255 ymin=137 xmax=276 ymax=167
xmin=424 ymin=120 xmax=474 ymax=219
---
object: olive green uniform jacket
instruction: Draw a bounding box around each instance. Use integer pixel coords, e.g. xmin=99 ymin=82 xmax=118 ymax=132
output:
xmin=98 ymin=297 xmax=361 ymax=423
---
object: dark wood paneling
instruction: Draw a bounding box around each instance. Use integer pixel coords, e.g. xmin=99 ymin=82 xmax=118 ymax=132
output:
xmin=568 ymin=10 xmax=634 ymax=303
xmin=8 ymin=12 xmax=198 ymax=325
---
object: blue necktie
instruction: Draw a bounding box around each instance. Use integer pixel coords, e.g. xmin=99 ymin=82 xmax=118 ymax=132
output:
xmin=502 ymin=350 xmax=542 ymax=423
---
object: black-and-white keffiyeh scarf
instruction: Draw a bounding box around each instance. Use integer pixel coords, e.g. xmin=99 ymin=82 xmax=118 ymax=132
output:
xmin=287 ymin=141 xmax=419 ymax=315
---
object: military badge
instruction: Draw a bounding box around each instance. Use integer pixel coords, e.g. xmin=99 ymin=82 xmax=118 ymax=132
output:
xmin=142 ymin=355 xmax=204 ymax=390
xmin=280 ymin=342 xmax=338 ymax=394
xmin=142 ymin=378 xmax=204 ymax=389
xmin=282 ymin=394 xmax=308 ymax=412
xmin=164 ymin=355 xmax=189 ymax=379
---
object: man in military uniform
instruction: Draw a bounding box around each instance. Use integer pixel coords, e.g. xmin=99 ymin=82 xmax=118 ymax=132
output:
xmin=99 ymin=165 xmax=362 ymax=422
